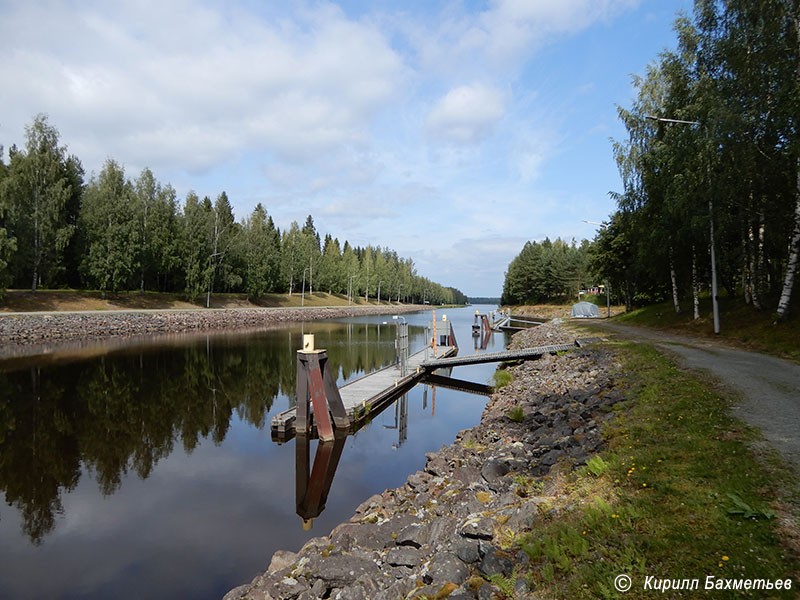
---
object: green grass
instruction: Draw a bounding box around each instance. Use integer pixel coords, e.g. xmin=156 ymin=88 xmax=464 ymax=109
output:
xmin=511 ymin=342 xmax=799 ymax=599
xmin=491 ymin=369 xmax=513 ymax=390
xmin=506 ymin=406 xmax=525 ymax=423
xmin=0 ymin=288 xmax=408 ymax=312
xmin=613 ymin=295 xmax=800 ymax=363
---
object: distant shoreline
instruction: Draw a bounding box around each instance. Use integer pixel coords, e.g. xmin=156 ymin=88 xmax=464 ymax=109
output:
xmin=0 ymin=304 xmax=427 ymax=358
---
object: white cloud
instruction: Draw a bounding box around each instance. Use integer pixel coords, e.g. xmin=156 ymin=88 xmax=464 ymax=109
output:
xmin=0 ymin=1 xmax=406 ymax=179
xmin=0 ymin=0 xmax=644 ymax=293
xmin=426 ymin=83 xmax=506 ymax=144
xmin=399 ymin=0 xmax=639 ymax=81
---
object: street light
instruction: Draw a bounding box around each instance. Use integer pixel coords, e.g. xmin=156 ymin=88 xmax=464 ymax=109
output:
xmin=646 ymin=115 xmax=720 ymax=335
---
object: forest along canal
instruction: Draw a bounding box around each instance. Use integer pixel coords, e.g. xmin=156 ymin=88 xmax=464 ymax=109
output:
xmin=0 ymin=305 xmax=513 ymax=600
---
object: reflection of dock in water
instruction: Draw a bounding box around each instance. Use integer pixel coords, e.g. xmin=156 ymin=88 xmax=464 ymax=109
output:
xmin=295 ymin=390 xmax=409 ymax=530
xmin=383 ymin=393 xmax=409 ymax=448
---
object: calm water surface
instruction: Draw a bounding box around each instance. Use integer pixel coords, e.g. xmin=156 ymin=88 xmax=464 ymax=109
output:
xmin=0 ymin=305 xmax=509 ymax=599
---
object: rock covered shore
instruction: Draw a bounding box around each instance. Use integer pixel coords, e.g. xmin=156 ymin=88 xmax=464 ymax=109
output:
xmin=224 ymin=321 xmax=623 ymax=600
xmin=0 ymin=305 xmax=424 ymax=348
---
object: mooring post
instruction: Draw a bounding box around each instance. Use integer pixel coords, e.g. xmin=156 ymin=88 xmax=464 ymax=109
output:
xmin=296 ymin=334 xmax=349 ymax=441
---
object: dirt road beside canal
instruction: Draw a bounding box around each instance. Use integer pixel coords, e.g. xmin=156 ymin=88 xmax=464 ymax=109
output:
xmin=586 ymin=321 xmax=800 ymax=478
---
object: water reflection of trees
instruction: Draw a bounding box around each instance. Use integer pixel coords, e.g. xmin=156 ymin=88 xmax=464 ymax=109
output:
xmin=0 ymin=323 xmax=400 ymax=544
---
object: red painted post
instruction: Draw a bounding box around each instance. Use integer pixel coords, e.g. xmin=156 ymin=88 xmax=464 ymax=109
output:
xmin=296 ymin=334 xmax=348 ymax=441
xmin=306 ymin=353 xmax=335 ymax=442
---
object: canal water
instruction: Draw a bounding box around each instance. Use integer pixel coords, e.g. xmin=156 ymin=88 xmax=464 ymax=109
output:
xmin=0 ymin=305 xmax=510 ymax=600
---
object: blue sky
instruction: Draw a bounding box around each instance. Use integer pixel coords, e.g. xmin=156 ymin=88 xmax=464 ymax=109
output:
xmin=0 ymin=0 xmax=693 ymax=296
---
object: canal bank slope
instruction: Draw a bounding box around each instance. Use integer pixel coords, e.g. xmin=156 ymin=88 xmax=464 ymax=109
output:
xmin=224 ymin=321 xmax=624 ymax=600
xmin=0 ymin=305 xmax=426 ymax=351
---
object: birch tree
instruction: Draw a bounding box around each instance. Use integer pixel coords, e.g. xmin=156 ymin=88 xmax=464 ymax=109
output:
xmin=242 ymin=203 xmax=280 ymax=299
xmin=79 ymin=160 xmax=139 ymax=295
xmin=776 ymin=10 xmax=800 ymax=320
xmin=4 ymin=115 xmax=74 ymax=291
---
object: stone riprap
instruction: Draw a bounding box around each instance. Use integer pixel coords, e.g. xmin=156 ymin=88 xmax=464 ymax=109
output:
xmin=224 ymin=321 xmax=623 ymax=600
xmin=0 ymin=305 xmax=424 ymax=351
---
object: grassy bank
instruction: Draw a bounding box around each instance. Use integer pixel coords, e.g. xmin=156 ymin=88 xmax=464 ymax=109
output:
xmin=502 ymin=343 xmax=799 ymax=599
xmin=0 ymin=289 xmax=409 ymax=312
xmin=613 ymin=297 xmax=800 ymax=363
xmin=508 ymin=303 xmax=627 ymax=321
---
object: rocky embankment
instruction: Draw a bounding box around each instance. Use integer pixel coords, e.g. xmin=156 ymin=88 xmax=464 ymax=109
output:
xmin=225 ymin=321 xmax=623 ymax=600
xmin=0 ymin=305 xmax=424 ymax=349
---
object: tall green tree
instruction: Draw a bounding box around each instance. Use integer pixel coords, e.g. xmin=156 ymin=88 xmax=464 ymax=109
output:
xmin=281 ymin=221 xmax=302 ymax=295
xmin=360 ymin=246 xmax=375 ymax=301
xmin=148 ymin=183 xmax=182 ymax=292
xmin=0 ymin=147 xmax=17 ymax=294
xmin=134 ymin=168 xmax=158 ymax=293
xmin=205 ymin=191 xmax=239 ymax=307
xmin=318 ymin=234 xmax=343 ymax=294
xmin=182 ymin=192 xmax=212 ymax=302
xmin=299 ymin=215 xmax=321 ymax=294
xmin=242 ymin=203 xmax=280 ymax=299
xmin=341 ymin=241 xmax=359 ymax=301
xmin=2 ymin=115 xmax=76 ymax=291
xmin=775 ymin=3 xmax=800 ymax=319
xmin=79 ymin=160 xmax=139 ymax=295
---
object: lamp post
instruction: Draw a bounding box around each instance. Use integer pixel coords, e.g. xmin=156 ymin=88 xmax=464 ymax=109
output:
xmin=646 ymin=115 xmax=719 ymax=335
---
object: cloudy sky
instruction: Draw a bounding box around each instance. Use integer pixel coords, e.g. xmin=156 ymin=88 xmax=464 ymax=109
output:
xmin=0 ymin=0 xmax=692 ymax=296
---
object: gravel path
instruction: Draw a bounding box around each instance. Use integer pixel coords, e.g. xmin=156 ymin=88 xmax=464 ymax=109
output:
xmin=588 ymin=321 xmax=800 ymax=477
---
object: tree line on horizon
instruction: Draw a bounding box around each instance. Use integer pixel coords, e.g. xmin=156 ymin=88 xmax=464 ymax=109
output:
xmin=501 ymin=238 xmax=593 ymax=305
xmin=590 ymin=0 xmax=799 ymax=319
xmin=0 ymin=115 xmax=466 ymax=306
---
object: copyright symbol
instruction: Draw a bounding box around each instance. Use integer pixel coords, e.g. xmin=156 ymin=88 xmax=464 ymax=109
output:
xmin=614 ymin=574 xmax=632 ymax=593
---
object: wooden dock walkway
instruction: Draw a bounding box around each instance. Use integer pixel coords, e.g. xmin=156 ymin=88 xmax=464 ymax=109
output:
xmin=271 ymin=344 xmax=456 ymax=441
xmin=420 ymin=338 xmax=602 ymax=370
xmin=271 ymin=334 xmax=604 ymax=441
